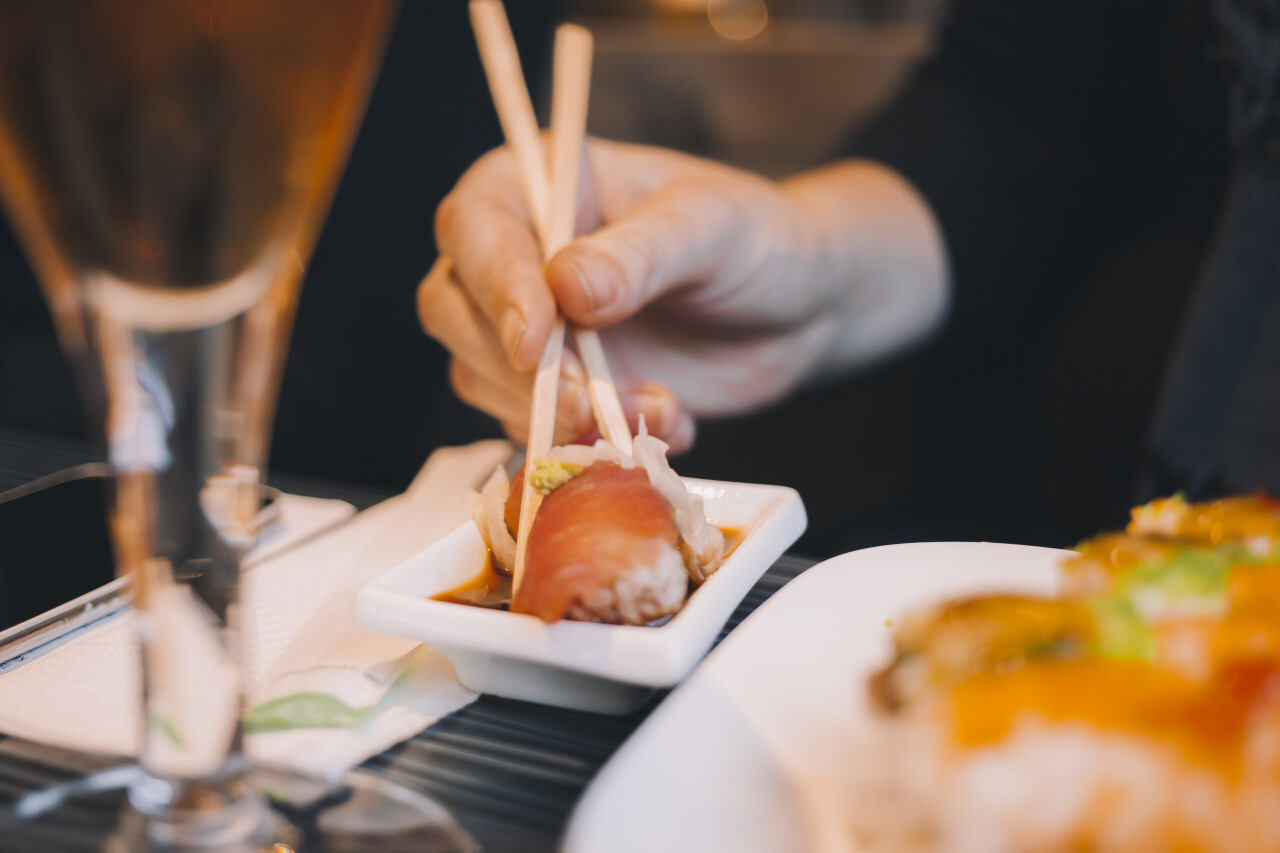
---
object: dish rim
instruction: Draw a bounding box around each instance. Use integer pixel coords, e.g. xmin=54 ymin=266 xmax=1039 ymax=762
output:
xmin=560 ymin=540 xmax=1071 ymax=851
xmin=353 ymin=476 xmax=808 ymax=687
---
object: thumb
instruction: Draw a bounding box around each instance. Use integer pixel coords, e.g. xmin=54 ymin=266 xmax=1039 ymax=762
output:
xmin=545 ymin=182 xmax=741 ymax=328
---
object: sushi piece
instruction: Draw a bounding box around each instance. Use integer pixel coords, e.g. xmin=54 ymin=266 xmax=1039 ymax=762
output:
xmin=1063 ymin=496 xmax=1280 ymax=679
xmin=857 ymin=494 xmax=1280 ymax=853
xmin=1064 ymin=494 xmax=1280 ymax=600
xmin=1128 ymin=493 xmax=1280 ymax=553
xmin=1059 ymin=532 xmax=1177 ymax=597
xmin=868 ymin=595 xmax=1095 ymax=713
xmin=512 ymin=460 xmax=687 ymax=624
xmin=874 ymin=656 xmax=1280 ymax=853
xmin=465 ymin=423 xmax=725 ymax=624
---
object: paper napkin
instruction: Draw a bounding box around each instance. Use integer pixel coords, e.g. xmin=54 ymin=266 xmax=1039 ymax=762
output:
xmin=0 ymin=440 xmax=511 ymax=780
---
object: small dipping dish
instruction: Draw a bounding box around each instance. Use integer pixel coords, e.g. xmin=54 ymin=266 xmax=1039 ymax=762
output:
xmin=353 ymin=478 xmax=806 ymax=713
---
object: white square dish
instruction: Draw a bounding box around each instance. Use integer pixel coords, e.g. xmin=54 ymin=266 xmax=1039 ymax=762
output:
xmin=353 ymin=478 xmax=807 ymax=713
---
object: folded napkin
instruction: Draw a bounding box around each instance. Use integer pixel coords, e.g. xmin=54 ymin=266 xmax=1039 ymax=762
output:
xmin=0 ymin=440 xmax=512 ymax=781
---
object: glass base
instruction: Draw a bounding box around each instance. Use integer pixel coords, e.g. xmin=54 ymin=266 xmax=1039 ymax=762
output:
xmin=116 ymin=766 xmax=269 ymax=851
xmin=101 ymin=767 xmax=478 ymax=853
xmin=106 ymin=799 xmax=283 ymax=853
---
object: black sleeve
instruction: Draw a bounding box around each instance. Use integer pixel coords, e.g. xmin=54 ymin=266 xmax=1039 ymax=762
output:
xmin=844 ymin=0 xmax=1225 ymax=345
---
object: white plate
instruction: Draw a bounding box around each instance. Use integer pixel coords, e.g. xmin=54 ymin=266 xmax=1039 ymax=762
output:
xmin=562 ymin=540 xmax=1070 ymax=852
xmin=353 ymin=478 xmax=806 ymax=714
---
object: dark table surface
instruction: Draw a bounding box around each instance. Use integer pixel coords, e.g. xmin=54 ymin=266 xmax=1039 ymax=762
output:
xmin=0 ymin=427 xmax=817 ymax=853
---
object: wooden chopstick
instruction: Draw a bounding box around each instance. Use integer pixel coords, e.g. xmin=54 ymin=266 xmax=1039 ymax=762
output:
xmin=469 ymin=1 xmax=630 ymax=595
xmin=508 ymin=24 xmax=587 ymax=595
xmin=468 ymin=2 xmax=631 ymax=454
xmin=573 ymin=329 xmax=630 ymax=452
xmin=467 ymin=0 xmax=549 ymax=249
xmin=543 ymin=23 xmax=632 ymax=455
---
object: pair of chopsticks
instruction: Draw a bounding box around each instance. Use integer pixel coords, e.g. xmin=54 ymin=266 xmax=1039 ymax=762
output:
xmin=469 ymin=0 xmax=632 ymax=594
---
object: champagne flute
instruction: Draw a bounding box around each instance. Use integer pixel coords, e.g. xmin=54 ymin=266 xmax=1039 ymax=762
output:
xmin=0 ymin=1 xmax=447 ymax=848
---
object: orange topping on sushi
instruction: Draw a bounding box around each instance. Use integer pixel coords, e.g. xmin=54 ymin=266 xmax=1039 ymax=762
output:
xmin=949 ymin=658 xmax=1280 ymax=780
xmin=1061 ymin=533 xmax=1177 ymax=596
xmin=1128 ymin=494 xmax=1280 ymax=548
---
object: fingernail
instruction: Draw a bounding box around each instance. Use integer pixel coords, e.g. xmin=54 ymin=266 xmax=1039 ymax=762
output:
xmin=568 ymin=254 xmax=619 ymax=313
xmin=559 ymin=377 xmax=593 ymax=435
xmin=500 ymin=307 xmax=526 ymax=364
xmin=667 ymin=411 xmax=697 ymax=453
xmin=574 ymin=393 xmax=594 ymax=436
xmin=627 ymin=384 xmax=679 ymax=437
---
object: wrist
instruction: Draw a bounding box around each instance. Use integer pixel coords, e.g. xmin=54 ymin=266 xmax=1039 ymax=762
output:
xmin=782 ymin=159 xmax=950 ymax=382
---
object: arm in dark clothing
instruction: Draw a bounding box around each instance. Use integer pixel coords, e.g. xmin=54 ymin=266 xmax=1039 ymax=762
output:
xmin=847 ymin=0 xmax=1224 ymax=345
xmin=834 ymin=0 xmax=1228 ymax=544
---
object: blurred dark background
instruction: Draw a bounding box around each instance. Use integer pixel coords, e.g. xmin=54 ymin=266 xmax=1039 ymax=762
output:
xmin=0 ymin=0 xmax=1228 ymax=557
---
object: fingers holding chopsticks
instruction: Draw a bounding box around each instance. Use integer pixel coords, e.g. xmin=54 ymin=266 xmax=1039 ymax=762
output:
xmin=450 ymin=359 xmax=595 ymax=447
xmin=419 ymin=255 xmax=594 ymax=445
xmin=431 ymin=150 xmax=556 ymax=373
xmin=424 ymin=2 xmax=725 ymax=459
xmin=420 ymin=136 xmax=750 ymax=452
xmin=431 ymin=138 xmax=735 ymax=355
xmin=420 ymin=253 xmax=697 ymax=451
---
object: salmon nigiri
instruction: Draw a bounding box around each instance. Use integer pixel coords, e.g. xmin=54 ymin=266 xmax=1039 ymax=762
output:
xmin=466 ymin=424 xmax=725 ymax=624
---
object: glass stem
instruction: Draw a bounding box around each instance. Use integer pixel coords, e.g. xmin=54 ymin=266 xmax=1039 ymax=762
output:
xmin=100 ymin=294 xmax=275 ymax=846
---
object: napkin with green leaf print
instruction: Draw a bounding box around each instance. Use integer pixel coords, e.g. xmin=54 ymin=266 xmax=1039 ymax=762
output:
xmin=0 ymin=440 xmax=512 ymax=781
xmin=240 ymin=440 xmax=511 ymax=778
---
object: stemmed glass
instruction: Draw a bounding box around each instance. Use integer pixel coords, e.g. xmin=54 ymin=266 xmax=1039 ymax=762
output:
xmin=0 ymin=2 xmax=462 ymax=849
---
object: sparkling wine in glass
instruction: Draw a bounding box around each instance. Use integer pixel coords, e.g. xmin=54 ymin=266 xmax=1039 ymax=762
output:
xmin=0 ymin=1 xmax=419 ymax=847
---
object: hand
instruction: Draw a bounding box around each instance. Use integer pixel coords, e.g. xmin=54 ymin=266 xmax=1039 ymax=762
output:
xmin=418 ymin=138 xmax=948 ymax=451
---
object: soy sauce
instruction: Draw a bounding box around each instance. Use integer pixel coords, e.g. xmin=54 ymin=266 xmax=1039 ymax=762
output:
xmin=433 ymin=550 xmax=512 ymax=610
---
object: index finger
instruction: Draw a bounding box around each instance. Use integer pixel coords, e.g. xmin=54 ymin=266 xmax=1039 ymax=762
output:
xmin=434 ymin=147 xmax=557 ymax=372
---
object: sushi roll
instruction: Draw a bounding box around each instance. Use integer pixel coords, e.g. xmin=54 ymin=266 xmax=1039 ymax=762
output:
xmin=871 ymin=656 xmax=1280 ymax=853
xmin=868 ymin=595 xmax=1095 ymax=713
xmin=466 ymin=422 xmax=725 ymax=624
xmin=1128 ymin=494 xmax=1280 ymax=553
xmin=512 ymin=460 xmax=687 ymax=624
xmin=1064 ymin=496 xmax=1280 ymax=679
xmin=856 ymin=494 xmax=1280 ymax=853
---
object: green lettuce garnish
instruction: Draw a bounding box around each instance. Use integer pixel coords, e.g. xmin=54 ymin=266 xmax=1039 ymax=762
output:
xmin=147 ymin=711 xmax=185 ymax=748
xmin=1116 ymin=543 xmax=1257 ymax=617
xmin=243 ymin=692 xmax=369 ymax=733
xmin=1081 ymin=542 xmax=1264 ymax=661
xmin=1088 ymin=595 xmax=1156 ymax=660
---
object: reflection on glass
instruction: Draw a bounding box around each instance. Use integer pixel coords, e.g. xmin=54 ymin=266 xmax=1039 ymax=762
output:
xmin=0 ymin=1 xmax=396 ymax=846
